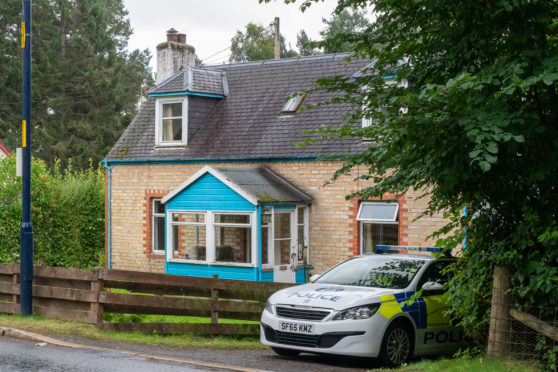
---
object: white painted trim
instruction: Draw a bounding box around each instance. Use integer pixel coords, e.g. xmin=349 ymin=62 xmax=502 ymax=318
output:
xmin=209 ymin=261 xmax=255 ymax=268
xmin=166 ymin=209 xmax=208 ymax=263
xmin=155 ymin=97 xmax=188 ymax=147
xmin=161 ymin=165 xmax=258 ymax=205
xmin=206 ymin=211 xmax=215 ymax=263
xmin=296 ymin=205 xmax=310 ymax=265
xmin=152 ymin=198 xmax=165 ymax=254
xmin=357 ymin=201 xmax=399 ymax=222
xmin=251 ymin=211 xmax=258 ymax=266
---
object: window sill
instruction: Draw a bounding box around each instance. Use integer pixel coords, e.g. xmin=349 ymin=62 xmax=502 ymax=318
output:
xmin=155 ymin=143 xmax=187 ymax=150
xmin=166 ymin=259 xmax=254 ymax=268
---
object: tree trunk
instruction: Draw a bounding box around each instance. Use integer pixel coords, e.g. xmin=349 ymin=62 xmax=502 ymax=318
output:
xmin=487 ymin=265 xmax=510 ymax=358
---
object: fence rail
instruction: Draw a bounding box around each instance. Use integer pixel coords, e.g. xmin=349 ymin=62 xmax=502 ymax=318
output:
xmin=0 ymin=263 xmax=292 ymax=336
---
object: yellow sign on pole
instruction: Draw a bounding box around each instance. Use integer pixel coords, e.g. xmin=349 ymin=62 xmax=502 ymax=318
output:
xmin=21 ymin=22 xmax=25 ymax=49
xmin=22 ymin=120 xmax=26 ymax=147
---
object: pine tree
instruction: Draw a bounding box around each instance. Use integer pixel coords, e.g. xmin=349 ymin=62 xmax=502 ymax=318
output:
xmin=229 ymin=22 xmax=297 ymax=62
xmin=0 ymin=0 xmax=152 ymax=170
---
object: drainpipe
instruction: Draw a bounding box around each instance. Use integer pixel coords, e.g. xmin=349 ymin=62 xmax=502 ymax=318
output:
xmin=102 ymin=161 xmax=112 ymax=269
xmin=257 ymin=204 xmax=262 ymax=281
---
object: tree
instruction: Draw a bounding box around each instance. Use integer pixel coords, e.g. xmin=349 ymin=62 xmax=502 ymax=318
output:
xmin=0 ymin=0 xmax=152 ymax=170
xmin=264 ymin=0 xmax=558 ymax=344
xmin=296 ymin=29 xmax=319 ymax=56
xmin=229 ymin=22 xmax=297 ymax=62
xmin=319 ymin=8 xmax=371 ymax=53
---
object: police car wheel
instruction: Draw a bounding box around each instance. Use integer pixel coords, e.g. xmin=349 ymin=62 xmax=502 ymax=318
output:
xmin=271 ymin=347 xmax=301 ymax=357
xmin=379 ymin=321 xmax=414 ymax=367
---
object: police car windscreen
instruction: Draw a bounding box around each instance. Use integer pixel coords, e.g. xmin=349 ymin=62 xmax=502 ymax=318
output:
xmin=315 ymin=256 xmax=426 ymax=289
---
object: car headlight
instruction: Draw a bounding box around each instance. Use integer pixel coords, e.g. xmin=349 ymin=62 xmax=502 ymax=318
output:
xmin=332 ymin=304 xmax=380 ymax=321
xmin=264 ymin=300 xmax=273 ymax=315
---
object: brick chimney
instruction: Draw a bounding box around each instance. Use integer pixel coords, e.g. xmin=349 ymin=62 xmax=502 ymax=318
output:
xmin=156 ymin=28 xmax=196 ymax=84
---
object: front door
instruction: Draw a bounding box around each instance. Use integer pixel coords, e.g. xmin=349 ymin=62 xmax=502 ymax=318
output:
xmin=273 ymin=210 xmax=296 ymax=283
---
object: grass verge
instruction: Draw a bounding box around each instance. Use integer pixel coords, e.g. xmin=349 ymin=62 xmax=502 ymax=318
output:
xmin=370 ymin=355 xmax=538 ymax=372
xmin=0 ymin=314 xmax=264 ymax=349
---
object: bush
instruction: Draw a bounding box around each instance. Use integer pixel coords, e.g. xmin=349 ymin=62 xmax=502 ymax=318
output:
xmin=0 ymin=155 xmax=104 ymax=268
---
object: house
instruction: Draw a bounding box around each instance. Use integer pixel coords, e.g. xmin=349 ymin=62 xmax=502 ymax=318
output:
xmin=0 ymin=141 xmax=11 ymax=159
xmin=102 ymin=29 xmax=447 ymax=283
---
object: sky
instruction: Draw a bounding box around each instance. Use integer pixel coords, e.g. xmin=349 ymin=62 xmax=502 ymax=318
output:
xmin=122 ymin=0 xmax=339 ymax=68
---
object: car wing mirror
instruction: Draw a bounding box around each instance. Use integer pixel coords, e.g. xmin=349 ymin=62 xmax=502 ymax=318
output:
xmin=422 ymin=281 xmax=444 ymax=294
xmin=309 ymin=274 xmax=321 ymax=283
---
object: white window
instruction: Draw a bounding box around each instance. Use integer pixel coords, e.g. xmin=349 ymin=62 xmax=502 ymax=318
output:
xmin=168 ymin=212 xmax=206 ymax=261
xmin=152 ymin=199 xmax=165 ymax=254
xmin=362 ymin=78 xmax=408 ymax=128
xmin=166 ymin=210 xmax=257 ymax=266
xmin=357 ymin=202 xmax=399 ymax=254
xmin=214 ymin=213 xmax=252 ymax=264
xmin=155 ymin=97 xmax=188 ymax=146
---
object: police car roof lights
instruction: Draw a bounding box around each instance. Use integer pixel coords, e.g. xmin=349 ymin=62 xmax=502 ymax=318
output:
xmin=374 ymin=245 xmax=451 ymax=255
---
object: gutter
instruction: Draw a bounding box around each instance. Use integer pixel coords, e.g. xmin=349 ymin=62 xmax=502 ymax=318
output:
xmin=101 ymin=161 xmax=112 ymax=269
xmin=102 ymin=155 xmax=349 ymax=166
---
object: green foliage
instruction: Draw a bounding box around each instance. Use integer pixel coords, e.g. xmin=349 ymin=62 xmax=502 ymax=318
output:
xmin=319 ymin=8 xmax=371 ymax=54
xmin=229 ymin=22 xmax=297 ymax=62
xmin=265 ymin=0 xmax=558 ymax=345
xmin=0 ymin=154 xmax=104 ymax=268
xmin=0 ymin=0 xmax=152 ymax=171
xmin=296 ymin=29 xmax=320 ymax=56
xmin=535 ymin=336 xmax=558 ymax=372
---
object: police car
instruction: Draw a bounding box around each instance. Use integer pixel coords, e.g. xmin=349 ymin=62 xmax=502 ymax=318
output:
xmin=260 ymin=246 xmax=463 ymax=366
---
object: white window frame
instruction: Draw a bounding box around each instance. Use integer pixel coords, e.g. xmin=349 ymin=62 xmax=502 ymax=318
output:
xmin=296 ymin=206 xmax=310 ymax=265
xmin=152 ymin=199 xmax=165 ymax=255
xmin=166 ymin=210 xmax=257 ymax=267
xmin=213 ymin=212 xmax=255 ymax=265
xmin=357 ymin=202 xmax=400 ymax=255
xmin=362 ymin=78 xmax=408 ymax=128
xmin=155 ymin=97 xmax=188 ymax=147
xmin=261 ymin=211 xmax=273 ymax=269
xmin=167 ymin=210 xmax=207 ymax=262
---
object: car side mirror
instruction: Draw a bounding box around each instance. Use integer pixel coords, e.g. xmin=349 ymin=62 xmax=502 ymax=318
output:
xmin=422 ymin=281 xmax=444 ymax=294
xmin=309 ymin=274 xmax=321 ymax=283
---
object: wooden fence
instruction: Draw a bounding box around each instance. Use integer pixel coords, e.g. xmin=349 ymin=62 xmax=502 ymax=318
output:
xmin=0 ymin=263 xmax=292 ymax=336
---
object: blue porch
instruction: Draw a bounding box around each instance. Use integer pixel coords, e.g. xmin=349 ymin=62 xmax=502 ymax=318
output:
xmin=161 ymin=166 xmax=312 ymax=283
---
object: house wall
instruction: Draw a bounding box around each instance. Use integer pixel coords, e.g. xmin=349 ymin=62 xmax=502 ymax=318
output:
xmin=107 ymin=161 xmax=447 ymax=274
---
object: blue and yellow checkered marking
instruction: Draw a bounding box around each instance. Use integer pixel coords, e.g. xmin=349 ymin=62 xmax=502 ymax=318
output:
xmin=378 ymin=292 xmax=450 ymax=330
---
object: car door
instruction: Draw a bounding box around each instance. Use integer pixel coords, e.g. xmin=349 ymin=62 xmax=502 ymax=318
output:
xmin=414 ymin=260 xmax=463 ymax=354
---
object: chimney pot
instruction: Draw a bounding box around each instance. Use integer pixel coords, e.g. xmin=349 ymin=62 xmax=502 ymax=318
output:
xmin=157 ymin=28 xmax=196 ymax=84
xmin=166 ymin=28 xmax=178 ymax=42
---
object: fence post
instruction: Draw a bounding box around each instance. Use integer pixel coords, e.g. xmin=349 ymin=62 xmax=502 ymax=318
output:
xmin=90 ymin=268 xmax=104 ymax=325
xmin=487 ymin=265 xmax=510 ymax=358
xmin=12 ymin=265 xmax=20 ymax=314
xmin=211 ymin=274 xmax=219 ymax=333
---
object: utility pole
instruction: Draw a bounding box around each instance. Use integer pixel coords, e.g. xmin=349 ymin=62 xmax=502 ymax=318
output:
xmin=273 ymin=17 xmax=280 ymax=60
xmin=20 ymin=0 xmax=34 ymax=316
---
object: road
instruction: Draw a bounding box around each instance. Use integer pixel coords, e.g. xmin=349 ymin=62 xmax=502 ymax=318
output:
xmin=0 ymin=337 xmax=214 ymax=372
xmin=0 ymin=336 xmax=383 ymax=372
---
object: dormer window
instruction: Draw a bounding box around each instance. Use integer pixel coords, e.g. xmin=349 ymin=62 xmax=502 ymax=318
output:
xmin=155 ymin=97 xmax=188 ymax=147
xmin=362 ymin=78 xmax=407 ymax=128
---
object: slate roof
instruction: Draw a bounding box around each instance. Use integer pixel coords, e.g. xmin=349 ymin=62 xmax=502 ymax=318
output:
xmin=218 ymin=167 xmax=312 ymax=203
xmin=105 ymin=53 xmax=370 ymax=161
xmin=148 ymin=67 xmax=226 ymax=96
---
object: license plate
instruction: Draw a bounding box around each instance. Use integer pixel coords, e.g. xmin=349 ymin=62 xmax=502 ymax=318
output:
xmin=279 ymin=321 xmax=315 ymax=334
